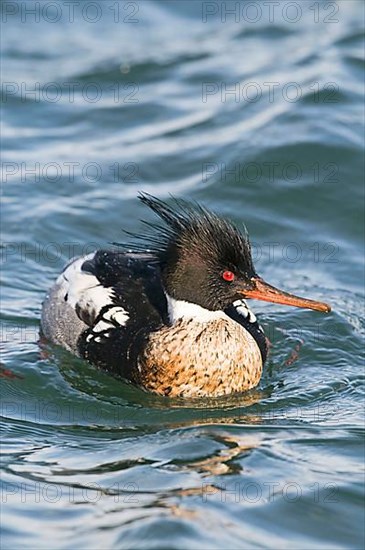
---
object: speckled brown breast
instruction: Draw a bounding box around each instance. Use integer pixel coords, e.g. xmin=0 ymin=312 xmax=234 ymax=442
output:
xmin=131 ymin=317 xmax=263 ymax=398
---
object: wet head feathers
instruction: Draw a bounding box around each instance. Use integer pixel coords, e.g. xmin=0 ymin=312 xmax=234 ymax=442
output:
xmin=136 ymin=193 xmax=254 ymax=276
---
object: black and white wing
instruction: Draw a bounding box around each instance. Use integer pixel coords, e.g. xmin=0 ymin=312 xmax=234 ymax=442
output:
xmin=41 ymin=250 xmax=168 ymax=374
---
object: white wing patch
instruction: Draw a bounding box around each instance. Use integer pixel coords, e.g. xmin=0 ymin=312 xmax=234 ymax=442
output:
xmin=92 ymin=307 xmax=129 ymax=334
xmin=86 ymin=307 xmax=130 ymax=343
xmin=57 ymin=254 xmax=128 ymax=329
xmin=232 ymin=299 xmax=257 ymax=323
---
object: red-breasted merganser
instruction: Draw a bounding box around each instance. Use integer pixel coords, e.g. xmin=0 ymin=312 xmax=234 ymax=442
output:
xmin=41 ymin=194 xmax=331 ymax=398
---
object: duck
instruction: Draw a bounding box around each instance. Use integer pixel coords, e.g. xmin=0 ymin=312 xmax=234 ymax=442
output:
xmin=41 ymin=193 xmax=331 ymax=398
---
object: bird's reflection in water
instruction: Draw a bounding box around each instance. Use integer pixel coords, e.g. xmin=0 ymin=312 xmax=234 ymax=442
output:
xmin=180 ymin=432 xmax=260 ymax=476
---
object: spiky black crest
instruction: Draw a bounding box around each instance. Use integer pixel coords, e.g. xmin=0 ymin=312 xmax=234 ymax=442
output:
xmin=114 ymin=193 xmax=257 ymax=310
xmin=132 ymin=193 xmax=254 ymax=273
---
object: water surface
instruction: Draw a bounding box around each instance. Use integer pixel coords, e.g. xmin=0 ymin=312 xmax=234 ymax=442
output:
xmin=1 ymin=1 xmax=364 ymax=548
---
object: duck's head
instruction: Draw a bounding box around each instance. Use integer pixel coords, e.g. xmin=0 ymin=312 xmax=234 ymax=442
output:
xmin=136 ymin=193 xmax=331 ymax=314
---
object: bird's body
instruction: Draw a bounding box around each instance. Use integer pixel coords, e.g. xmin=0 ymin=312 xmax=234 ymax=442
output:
xmin=41 ymin=194 xmax=330 ymax=398
xmin=41 ymin=250 xmax=265 ymax=397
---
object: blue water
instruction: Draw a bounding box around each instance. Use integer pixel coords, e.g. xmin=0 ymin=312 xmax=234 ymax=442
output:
xmin=1 ymin=1 xmax=364 ymax=548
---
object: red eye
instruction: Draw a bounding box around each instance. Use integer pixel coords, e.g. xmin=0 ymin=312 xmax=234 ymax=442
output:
xmin=222 ymin=270 xmax=235 ymax=282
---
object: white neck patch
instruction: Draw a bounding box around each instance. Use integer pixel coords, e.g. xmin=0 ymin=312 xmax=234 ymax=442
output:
xmin=232 ymin=299 xmax=257 ymax=323
xmin=165 ymin=294 xmax=228 ymax=324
